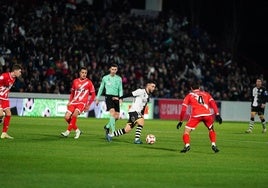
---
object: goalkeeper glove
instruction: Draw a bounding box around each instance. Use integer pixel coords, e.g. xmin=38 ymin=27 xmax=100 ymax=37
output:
xmin=177 ymin=121 xmax=183 ymax=129
xmin=215 ymin=115 xmax=222 ymax=124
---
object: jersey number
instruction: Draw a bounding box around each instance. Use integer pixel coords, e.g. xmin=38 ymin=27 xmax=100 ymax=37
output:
xmin=198 ymin=96 xmax=204 ymax=104
xmin=198 ymin=95 xmax=209 ymax=109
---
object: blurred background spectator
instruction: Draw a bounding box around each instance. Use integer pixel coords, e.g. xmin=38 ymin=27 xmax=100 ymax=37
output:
xmin=0 ymin=0 xmax=266 ymax=101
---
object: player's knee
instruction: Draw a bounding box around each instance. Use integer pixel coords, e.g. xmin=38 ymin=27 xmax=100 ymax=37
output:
xmin=64 ymin=116 xmax=70 ymax=122
xmin=208 ymin=125 xmax=214 ymax=131
xmin=125 ymin=124 xmax=133 ymax=132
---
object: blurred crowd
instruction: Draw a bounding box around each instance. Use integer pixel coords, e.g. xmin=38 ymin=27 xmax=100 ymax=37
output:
xmin=0 ymin=0 xmax=265 ymax=101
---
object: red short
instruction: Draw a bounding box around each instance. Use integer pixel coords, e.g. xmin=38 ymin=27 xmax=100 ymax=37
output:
xmin=185 ymin=115 xmax=214 ymax=130
xmin=0 ymin=100 xmax=10 ymax=110
xmin=67 ymin=103 xmax=85 ymax=114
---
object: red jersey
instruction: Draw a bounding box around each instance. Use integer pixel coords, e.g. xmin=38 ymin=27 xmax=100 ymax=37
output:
xmin=179 ymin=89 xmax=219 ymax=120
xmin=69 ymin=78 xmax=95 ymax=105
xmin=0 ymin=72 xmax=16 ymax=100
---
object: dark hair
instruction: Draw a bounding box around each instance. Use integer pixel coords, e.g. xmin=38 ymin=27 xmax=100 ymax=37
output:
xmin=79 ymin=66 xmax=87 ymax=71
xmin=191 ymin=83 xmax=200 ymax=90
xmin=12 ymin=64 xmax=22 ymax=71
xmin=110 ymin=63 xmax=118 ymax=68
xmin=146 ymin=80 xmax=156 ymax=85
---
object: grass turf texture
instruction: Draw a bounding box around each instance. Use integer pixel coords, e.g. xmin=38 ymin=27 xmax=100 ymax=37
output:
xmin=0 ymin=116 xmax=267 ymax=188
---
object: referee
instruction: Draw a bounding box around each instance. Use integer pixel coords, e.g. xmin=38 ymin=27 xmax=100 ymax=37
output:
xmin=95 ymin=64 xmax=123 ymax=141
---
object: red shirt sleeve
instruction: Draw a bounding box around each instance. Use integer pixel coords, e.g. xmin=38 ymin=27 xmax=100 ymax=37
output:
xmin=179 ymin=94 xmax=189 ymax=121
xmin=69 ymin=81 xmax=75 ymax=102
xmin=209 ymin=98 xmax=219 ymax=115
xmin=179 ymin=104 xmax=187 ymax=121
xmin=88 ymin=91 xmax=96 ymax=106
xmin=87 ymin=80 xmax=96 ymax=106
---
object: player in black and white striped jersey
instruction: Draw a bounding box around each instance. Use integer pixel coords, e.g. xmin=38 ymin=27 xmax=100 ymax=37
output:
xmin=245 ymin=78 xmax=268 ymax=133
xmin=107 ymin=80 xmax=156 ymax=144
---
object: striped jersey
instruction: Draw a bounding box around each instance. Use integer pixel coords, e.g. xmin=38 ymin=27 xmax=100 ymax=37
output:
xmin=129 ymin=88 xmax=149 ymax=115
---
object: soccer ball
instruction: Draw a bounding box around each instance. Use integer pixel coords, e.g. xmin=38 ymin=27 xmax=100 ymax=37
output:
xmin=146 ymin=134 xmax=156 ymax=144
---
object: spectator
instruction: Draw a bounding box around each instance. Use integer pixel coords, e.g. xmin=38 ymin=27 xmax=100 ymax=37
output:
xmin=0 ymin=0 xmax=264 ymax=102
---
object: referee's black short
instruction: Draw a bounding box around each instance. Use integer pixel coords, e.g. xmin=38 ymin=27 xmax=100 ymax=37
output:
xmin=251 ymin=106 xmax=265 ymax=115
xmin=105 ymin=95 xmax=120 ymax=112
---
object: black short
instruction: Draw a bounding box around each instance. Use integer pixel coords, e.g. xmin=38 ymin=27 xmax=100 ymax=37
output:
xmin=127 ymin=112 xmax=142 ymax=128
xmin=105 ymin=95 xmax=120 ymax=112
xmin=251 ymin=106 xmax=265 ymax=115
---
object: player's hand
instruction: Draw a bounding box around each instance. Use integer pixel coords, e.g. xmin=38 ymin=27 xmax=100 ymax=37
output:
xmin=177 ymin=121 xmax=183 ymax=129
xmin=84 ymin=104 xmax=89 ymax=112
xmin=95 ymin=99 xmax=99 ymax=106
xmin=216 ymin=115 xmax=222 ymax=124
xmin=119 ymin=99 xmax=123 ymax=105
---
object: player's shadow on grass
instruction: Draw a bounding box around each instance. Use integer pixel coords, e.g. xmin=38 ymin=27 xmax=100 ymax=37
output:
xmin=99 ymin=137 xmax=132 ymax=144
xmin=103 ymin=138 xmax=177 ymax=151
xmin=32 ymin=133 xmax=64 ymax=141
xmin=233 ymin=132 xmax=250 ymax=134
xmin=13 ymin=133 xmax=61 ymax=142
xmin=141 ymin=145 xmax=177 ymax=152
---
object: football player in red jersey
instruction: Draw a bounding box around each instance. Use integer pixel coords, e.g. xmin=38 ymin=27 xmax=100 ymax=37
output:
xmin=0 ymin=64 xmax=22 ymax=139
xmin=177 ymin=83 xmax=222 ymax=153
xmin=61 ymin=67 xmax=96 ymax=139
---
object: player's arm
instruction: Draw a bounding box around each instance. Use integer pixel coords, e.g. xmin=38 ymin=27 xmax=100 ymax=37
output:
xmin=111 ymin=93 xmax=133 ymax=101
xmin=209 ymin=99 xmax=222 ymax=124
xmin=118 ymin=89 xmax=143 ymax=100
xmin=118 ymin=93 xmax=134 ymax=100
xmin=177 ymin=95 xmax=190 ymax=129
xmin=68 ymin=81 xmax=75 ymax=103
xmin=118 ymin=77 xmax=123 ymax=98
xmin=179 ymin=104 xmax=187 ymax=122
xmin=85 ymin=91 xmax=96 ymax=111
xmin=95 ymin=77 xmax=105 ymax=105
xmin=176 ymin=104 xmax=187 ymax=129
xmin=68 ymin=89 xmax=74 ymax=105
xmin=88 ymin=89 xmax=96 ymax=107
xmin=260 ymin=89 xmax=267 ymax=108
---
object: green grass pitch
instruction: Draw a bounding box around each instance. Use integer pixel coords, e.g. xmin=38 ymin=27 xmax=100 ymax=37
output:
xmin=0 ymin=116 xmax=267 ymax=188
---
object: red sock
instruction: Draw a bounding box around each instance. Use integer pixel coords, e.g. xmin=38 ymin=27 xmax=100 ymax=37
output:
xmin=67 ymin=122 xmax=73 ymax=131
xmin=66 ymin=116 xmax=76 ymax=131
xmin=182 ymin=133 xmax=190 ymax=145
xmin=2 ymin=116 xmax=11 ymax=132
xmin=209 ymin=130 xmax=216 ymax=143
xmin=70 ymin=116 xmax=77 ymax=130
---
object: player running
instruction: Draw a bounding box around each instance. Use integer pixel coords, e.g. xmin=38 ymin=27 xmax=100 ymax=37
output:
xmin=107 ymin=80 xmax=156 ymax=144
